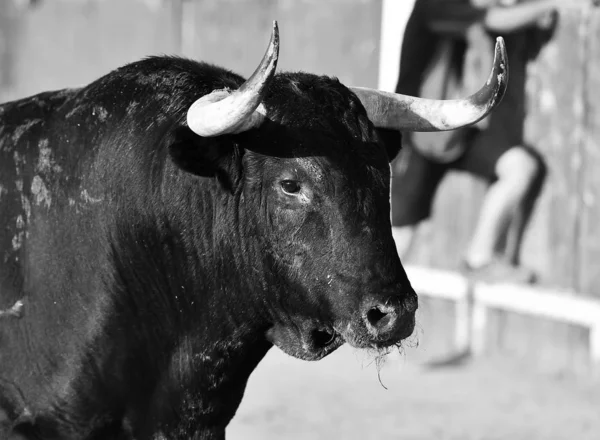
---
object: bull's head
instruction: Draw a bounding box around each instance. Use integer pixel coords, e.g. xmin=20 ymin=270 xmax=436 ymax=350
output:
xmin=178 ymin=22 xmax=507 ymax=361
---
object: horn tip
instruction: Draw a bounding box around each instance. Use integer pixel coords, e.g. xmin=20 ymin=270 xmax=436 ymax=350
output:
xmin=270 ymin=20 xmax=280 ymax=61
xmin=491 ymin=36 xmax=508 ymax=93
xmin=494 ymin=36 xmax=508 ymax=70
xmin=272 ymin=20 xmax=279 ymax=44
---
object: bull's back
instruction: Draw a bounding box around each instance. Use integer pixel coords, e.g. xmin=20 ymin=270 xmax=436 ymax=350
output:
xmin=0 ymin=90 xmax=78 ymax=305
xmin=0 ymin=89 xmax=106 ymax=413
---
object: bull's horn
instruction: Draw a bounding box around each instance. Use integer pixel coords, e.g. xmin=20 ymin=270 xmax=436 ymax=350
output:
xmin=187 ymin=21 xmax=279 ymax=137
xmin=351 ymin=37 xmax=508 ymax=132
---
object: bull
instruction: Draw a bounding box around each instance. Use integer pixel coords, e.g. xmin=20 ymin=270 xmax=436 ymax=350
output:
xmin=0 ymin=22 xmax=507 ymax=440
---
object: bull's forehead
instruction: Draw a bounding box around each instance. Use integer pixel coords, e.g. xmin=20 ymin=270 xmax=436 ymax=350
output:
xmin=266 ymin=73 xmax=370 ymax=136
xmin=294 ymin=157 xmax=325 ymax=182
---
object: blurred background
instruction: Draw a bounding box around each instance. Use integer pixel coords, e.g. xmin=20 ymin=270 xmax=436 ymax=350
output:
xmin=1 ymin=0 xmax=600 ymax=438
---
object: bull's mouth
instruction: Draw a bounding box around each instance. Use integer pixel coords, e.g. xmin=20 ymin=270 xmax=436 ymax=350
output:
xmin=266 ymin=312 xmax=416 ymax=361
xmin=266 ymin=322 xmax=344 ymax=361
xmin=295 ymin=325 xmax=345 ymax=360
xmin=310 ymin=327 xmax=338 ymax=348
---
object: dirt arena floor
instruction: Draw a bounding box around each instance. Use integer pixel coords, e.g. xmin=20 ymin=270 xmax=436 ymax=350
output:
xmin=227 ymin=344 xmax=600 ymax=440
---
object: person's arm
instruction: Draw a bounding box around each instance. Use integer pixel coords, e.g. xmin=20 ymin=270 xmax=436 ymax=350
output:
xmin=484 ymin=0 xmax=597 ymax=33
xmin=424 ymin=0 xmax=487 ymax=37
xmin=483 ymin=0 xmax=559 ymax=33
xmin=424 ymin=0 xmax=594 ymax=37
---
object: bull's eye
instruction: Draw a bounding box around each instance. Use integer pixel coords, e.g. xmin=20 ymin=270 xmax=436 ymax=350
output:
xmin=280 ymin=180 xmax=301 ymax=195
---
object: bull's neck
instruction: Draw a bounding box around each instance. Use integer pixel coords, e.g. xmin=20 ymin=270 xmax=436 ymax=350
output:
xmin=125 ymin=183 xmax=267 ymax=325
xmin=102 ymin=181 xmax=273 ymax=427
xmin=185 ymin=189 xmax=270 ymax=338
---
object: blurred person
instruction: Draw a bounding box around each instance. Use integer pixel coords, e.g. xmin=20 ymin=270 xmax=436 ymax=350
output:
xmin=390 ymin=0 xmax=591 ymax=283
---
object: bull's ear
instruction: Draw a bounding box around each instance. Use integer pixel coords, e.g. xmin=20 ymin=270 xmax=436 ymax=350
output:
xmin=375 ymin=128 xmax=403 ymax=162
xmin=168 ymin=127 xmax=242 ymax=192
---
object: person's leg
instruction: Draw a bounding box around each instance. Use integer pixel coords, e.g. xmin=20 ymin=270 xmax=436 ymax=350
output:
xmin=451 ymin=128 xmax=545 ymax=282
xmin=501 ymin=146 xmax=547 ymax=265
xmin=463 ymin=146 xmax=541 ymax=267
xmin=390 ymin=145 xmax=446 ymax=261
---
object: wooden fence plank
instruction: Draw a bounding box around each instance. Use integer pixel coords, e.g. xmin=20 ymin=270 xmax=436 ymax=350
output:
xmin=0 ymin=0 xmax=20 ymax=102
xmin=520 ymin=12 xmax=587 ymax=289
xmin=5 ymin=0 xmax=182 ymax=101
xmin=578 ymin=9 xmax=600 ymax=298
xmin=183 ymin=0 xmax=382 ymax=87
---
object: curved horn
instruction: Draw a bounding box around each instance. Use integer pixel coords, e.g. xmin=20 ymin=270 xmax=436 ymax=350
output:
xmin=187 ymin=21 xmax=279 ymax=137
xmin=351 ymin=37 xmax=508 ymax=132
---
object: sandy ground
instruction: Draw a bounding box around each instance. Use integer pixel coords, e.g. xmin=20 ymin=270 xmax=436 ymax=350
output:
xmin=227 ymin=345 xmax=600 ymax=440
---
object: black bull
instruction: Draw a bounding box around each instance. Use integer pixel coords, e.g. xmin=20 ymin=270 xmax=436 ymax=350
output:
xmin=0 ymin=24 xmax=507 ymax=439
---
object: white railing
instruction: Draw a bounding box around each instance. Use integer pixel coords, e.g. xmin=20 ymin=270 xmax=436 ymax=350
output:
xmin=404 ymin=264 xmax=600 ymax=366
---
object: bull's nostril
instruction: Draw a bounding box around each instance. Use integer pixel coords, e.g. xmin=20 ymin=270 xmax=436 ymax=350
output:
xmin=365 ymin=304 xmax=399 ymax=335
xmin=366 ymin=306 xmax=388 ymax=328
